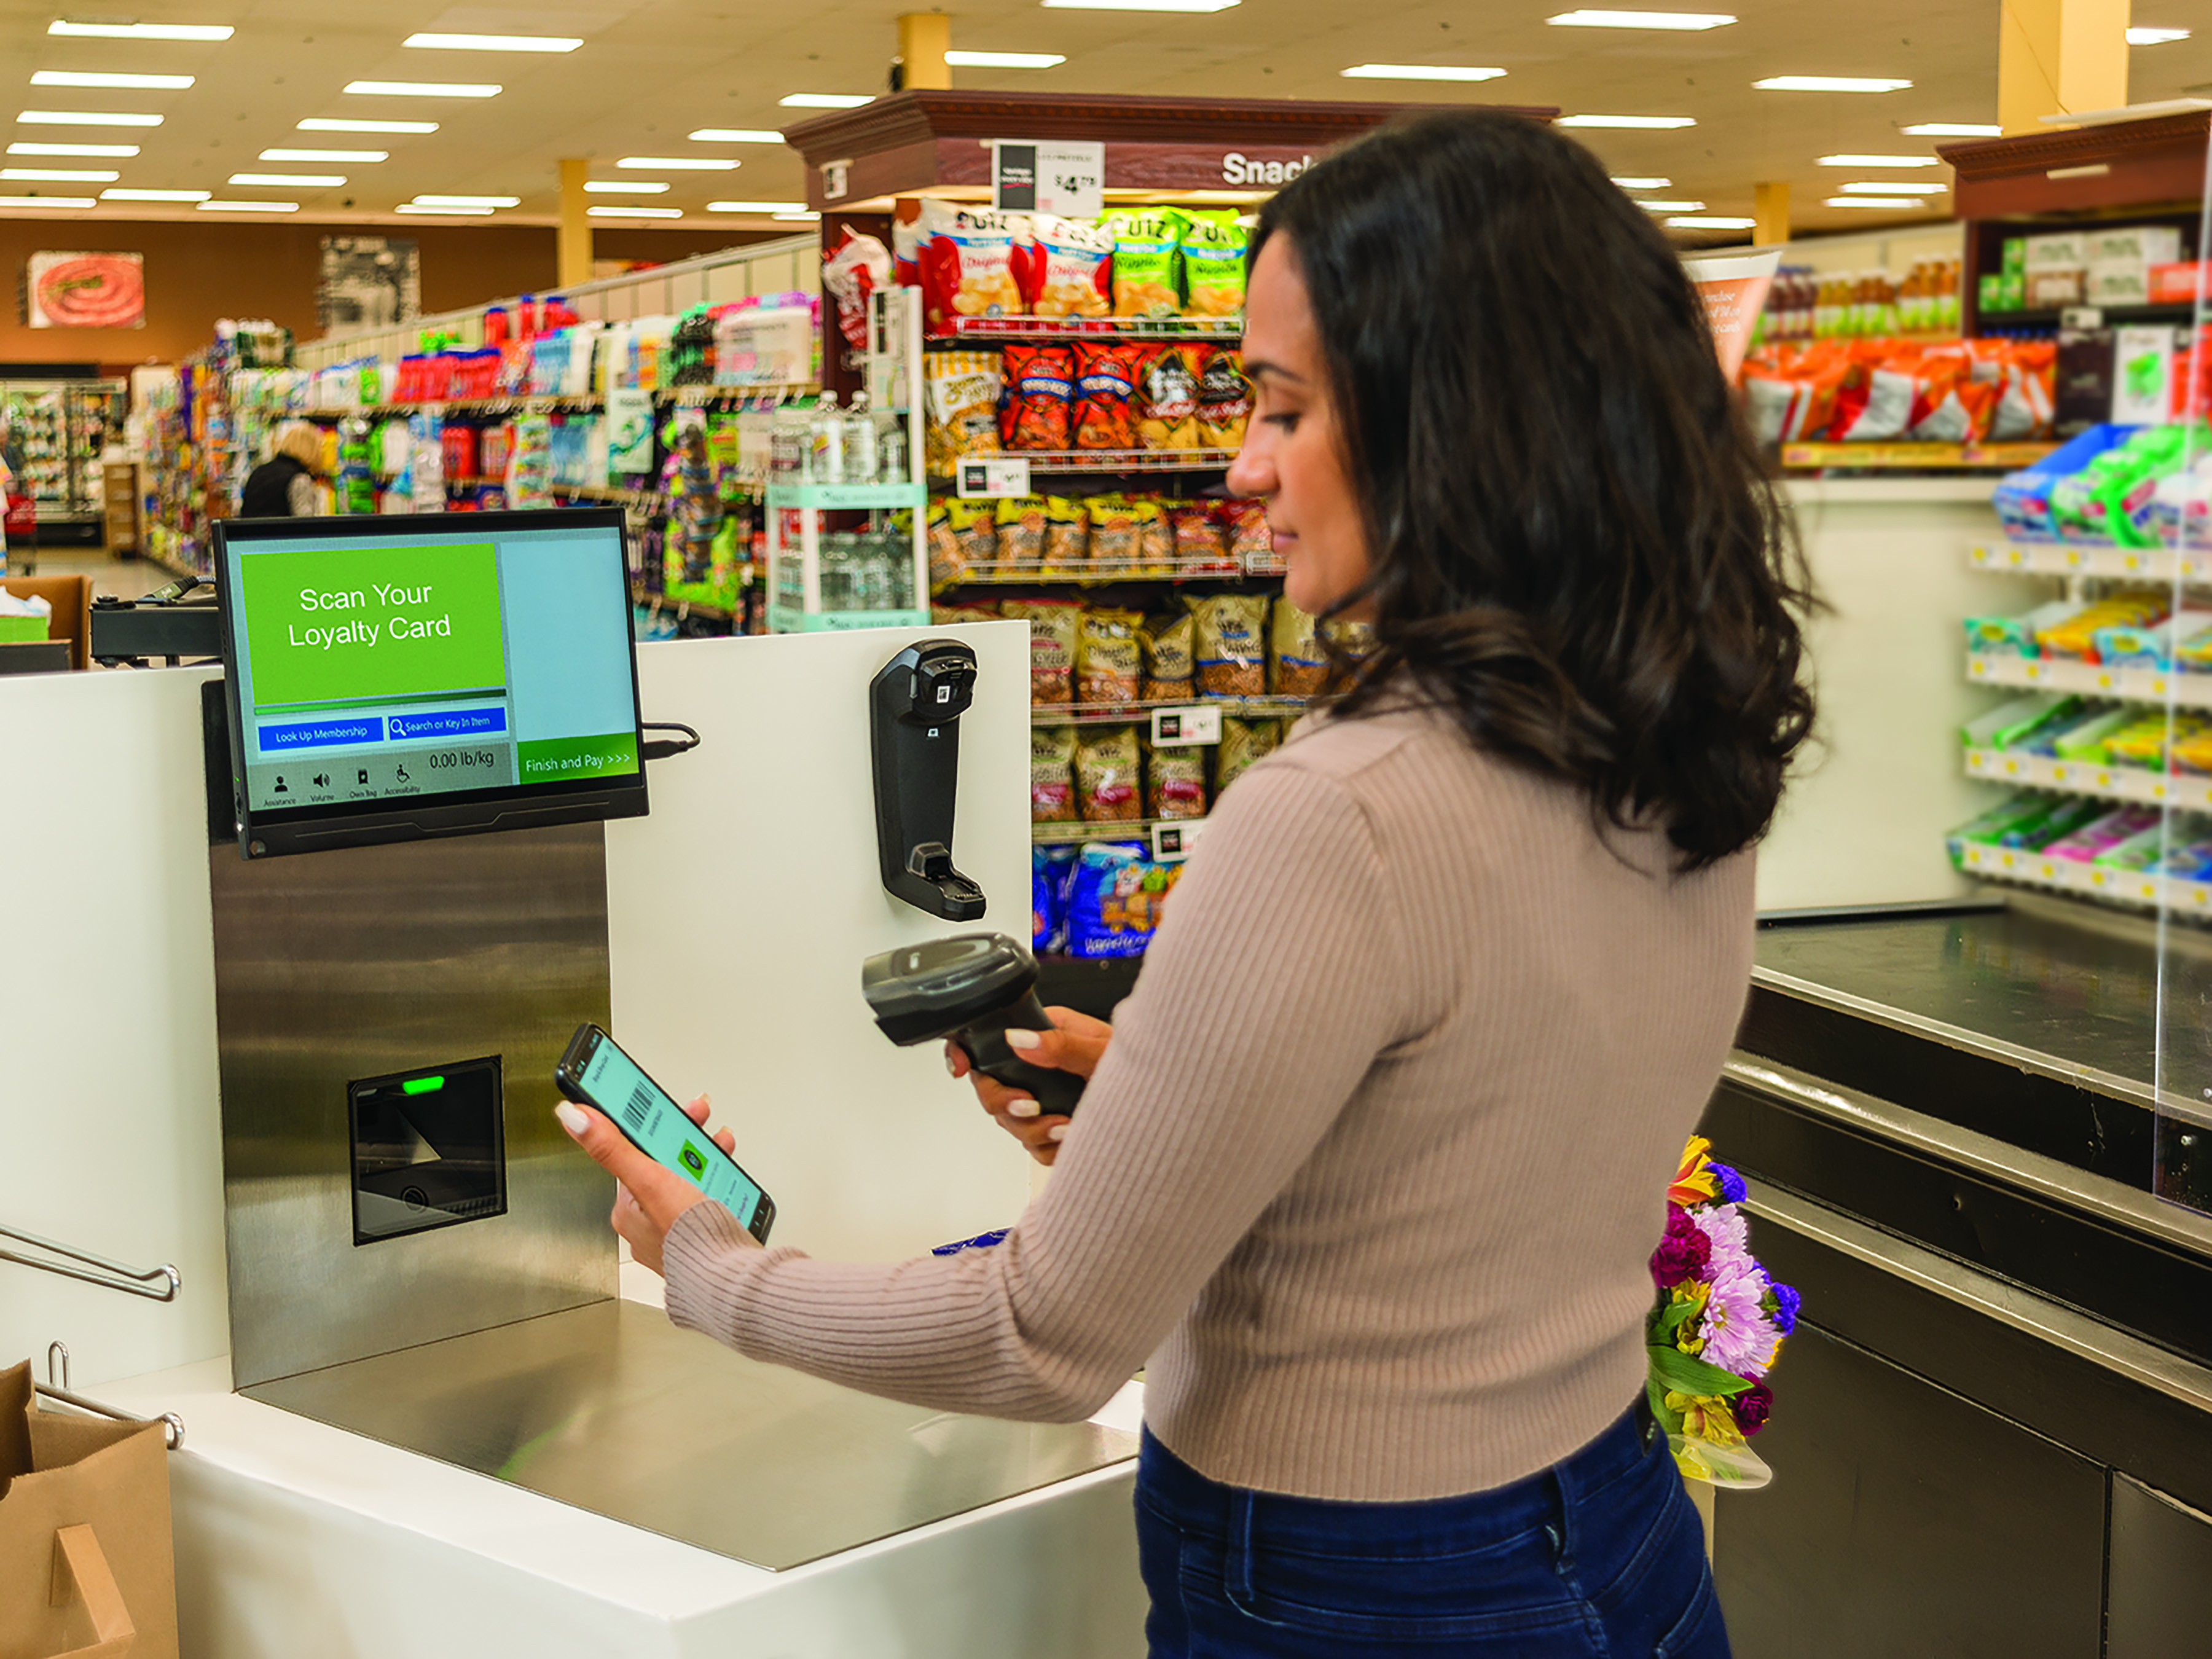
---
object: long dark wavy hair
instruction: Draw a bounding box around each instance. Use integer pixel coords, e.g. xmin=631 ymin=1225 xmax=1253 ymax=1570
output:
xmin=1255 ymin=109 xmax=1814 ymax=870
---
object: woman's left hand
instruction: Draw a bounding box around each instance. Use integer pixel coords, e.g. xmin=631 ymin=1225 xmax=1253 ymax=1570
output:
xmin=555 ymin=1093 xmax=753 ymax=1276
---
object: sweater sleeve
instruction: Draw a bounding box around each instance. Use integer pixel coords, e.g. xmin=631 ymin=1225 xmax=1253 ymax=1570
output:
xmin=287 ymin=471 xmax=318 ymax=517
xmin=661 ymin=756 xmax=1413 ymax=1421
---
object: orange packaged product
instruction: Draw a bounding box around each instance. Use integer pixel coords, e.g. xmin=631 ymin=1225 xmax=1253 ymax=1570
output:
xmin=1073 ymin=343 xmax=1141 ymax=450
xmin=1001 ymin=345 xmax=1073 ymax=450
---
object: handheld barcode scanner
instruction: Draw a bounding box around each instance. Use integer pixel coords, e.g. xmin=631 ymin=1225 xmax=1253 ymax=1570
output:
xmin=861 ymin=933 xmax=1088 ymax=1118
xmin=871 ymin=639 xmax=985 ymax=921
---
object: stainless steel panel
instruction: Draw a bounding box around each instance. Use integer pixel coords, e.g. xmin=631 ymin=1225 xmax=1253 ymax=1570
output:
xmin=211 ymin=823 xmax=617 ymax=1389
xmin=245 ymin=1298 xmax=1138 ymax=1571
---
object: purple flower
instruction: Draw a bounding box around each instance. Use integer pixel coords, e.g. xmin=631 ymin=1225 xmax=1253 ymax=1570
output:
xmin=1768 ymin=1281 xmax=1801 ymax=1336
xmin=1732 ymin=1383 xmax=1773 ymax=1436
xmin=1698 ymin=1258 xmax=1783 ymax=1378
xmin=1709 ymin=1162 xmax=1748 ymax=1205
xmin=1650 ymin=1204 xmax=1711 ymax=1288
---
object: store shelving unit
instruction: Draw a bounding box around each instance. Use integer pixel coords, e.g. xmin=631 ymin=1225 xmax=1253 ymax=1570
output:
xmin=1962 ymin=745 xmax=2212 ymax=809
xmin=1971 ymin=540 xmax=2212 ymax=581
xmin=1952 ymin=837 xmax=2210 ymax=912
xmin=1964 ymin=652 xmax=2212 ymax=706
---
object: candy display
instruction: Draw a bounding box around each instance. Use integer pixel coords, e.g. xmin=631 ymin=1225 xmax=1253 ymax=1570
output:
xmin=1993 ymin=422 xmax=2212 ymax=549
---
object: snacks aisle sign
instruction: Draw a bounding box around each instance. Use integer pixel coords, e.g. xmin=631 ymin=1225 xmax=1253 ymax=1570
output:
xmin=26 ymin=251 xmax=144 ymax=329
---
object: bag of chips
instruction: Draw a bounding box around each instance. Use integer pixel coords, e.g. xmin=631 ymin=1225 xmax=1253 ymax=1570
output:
xmin=924 ymin=350 xmax=1002 ymax=474
xmin=1077 ymin=725 xmax=1143 ymax=822
xmin=1172 ymin=502 xmax=1231 ymax=571
xmin=1141 ymin=610 xmax=1196 ymax=701
xmin=1087 ymin=494 xmax=1140 ymax=566
xmin=926 ymin=501 xmax=967 ymax=591
xmin=1077 ymin=607 xmax=1143 ymax=705
xmin=1031 ymin=724 xmax=1077 ymax=823
xmin=1145 ymin=736 xmax=1209 ymax=820
xmin=1223 ymin=498 xmax=1271 ymax=565
xmin=915 ymin=200 xmax=1027 ymax=332
xmin=1001 ymin=344 xmax=1074 ymax=450
xmin=1135 ymin=343 xmax=1202 ymax=450
xmin=994 ymin=495 xmax=1047 ymax=567
xmin=947 ymin=498 xmax=999 ymax=570
xmin=1180 ymin=211 xmax=1249 ymax=320
xmin=1004 ymin=599 xmax=1082 ymax=703
xmin=1188 ymin=592 xmax=1268 ymax=697
xmin=1196 ymin=348 xmax=1252 ymax=449
xmin=1043 ymin=495 xmax=1090 ymax=574
xmin=1105 ymin=208 xmax=1186 ymax=319
xmin=1033 ymin=844 xmax=1078 ymax=951
xmin=1073 ymin=342 xmax=1141 ymax=450
xmin=1270 ymin=597 xmax=1328 ymax=696
xmin=1064 ymin=841 xmax=1182 ymax=959
xmin=823 ymin=226 xmax=892 ymax=351
xmin=1134 ymin=497 xmax=1175 ymax=576
xmin=1215 ymin=715 xmax=1282 ymax=793
xmin=1022 ymin=214 xmax=1115 ymax=319
xmin=932 ymin=602 xmax=1001 ymax=626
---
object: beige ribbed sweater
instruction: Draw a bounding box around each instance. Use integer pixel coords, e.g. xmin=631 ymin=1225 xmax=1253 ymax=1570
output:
xmin=664 ymin=697 xmax=1754 ymax=1501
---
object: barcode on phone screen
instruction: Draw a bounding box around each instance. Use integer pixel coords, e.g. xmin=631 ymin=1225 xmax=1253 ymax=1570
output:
xmin=622 ymin=1083 xmax=654 ymax=1135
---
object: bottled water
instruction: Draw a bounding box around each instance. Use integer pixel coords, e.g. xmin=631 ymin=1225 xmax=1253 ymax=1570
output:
xmin=808 ymin=391 xmax=845 ymax=485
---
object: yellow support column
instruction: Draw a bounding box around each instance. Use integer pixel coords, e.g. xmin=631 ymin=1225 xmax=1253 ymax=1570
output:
xmin=557 ymin=157 xmax=592 ymax=288
xmin=1999 ymin=0 xmax=2132 ymax=135
xmin=898 ymin=12 xmax=951 ymax=90
xmin=1754 ymin=181 xmax=1790 ymax=247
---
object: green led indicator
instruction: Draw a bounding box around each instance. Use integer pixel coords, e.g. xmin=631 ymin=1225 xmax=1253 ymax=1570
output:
xmin=401 ymin=1075 xmax=445 ymax=1095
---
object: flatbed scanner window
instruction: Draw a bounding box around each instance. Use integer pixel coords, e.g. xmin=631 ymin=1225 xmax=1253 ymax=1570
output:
xmin=347 ymin=1056 xmax=507 ymax=1244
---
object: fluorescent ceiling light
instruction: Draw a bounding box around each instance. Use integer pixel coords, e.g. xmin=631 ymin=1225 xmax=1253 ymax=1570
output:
xmin=101 ymin=186 xmax=209 ymax=200
xmin=1610 ymin=176 xmax=1672 ymax=188
xmin=1837 ymin=179 xmax=1946 ymax=193
xmin=200 ymin=200 xmax=298 ymax=212
xmin=9 ymin=140 xmax=137 ymax=155
xmin=402 ymin=32 xmax=582 ymax=52
xmin=261 ymin=147 xmax=386 ymax=162
xmin=396 ymin=202 xmax=492 ymax=214
xmin=1755 ymin=76 xmax=1911 ymax=92
xmin=1824 ymin=197 xmax=1924 ymax=208
xmin=1341 ymin=64 xmax=1507 ymax=81
xmin=1 ymin=167 xmax=117 ymax=181
xmin=1634 ymin=198 xmax=1706 ymax=211
xmin=585 ymin=180 xmax=668 ymax=192
xmin=1818 ymin=152 xmax=1939 ymax=166
xmin=708 ymin=199 xmax=807 ymax=213
xmin=17 ymin=109 xmax=162 ymax=127
xmin=1900 ymin=122 xmax=2000 ymax=136
xmin=0 ymin=194 xmax=94 ymax=207
xmin=1556 ymin=114 xmax=1696 ymax=128
xmin=31 ymin=70 xmax=194 ymax=90
xmin=618 ymin=155 xmax=737 ymax=169
xmin=1667 ymin=214 xmax=1755 ymax=228
xmin=688 ymin=128 xmax=783 ymax=143
xmin=47 ymin=19 xmax=232 ymax=39
xmin=230 ymin=172 xmax=346 ymax=187
xmin=1042 ymin=0 xmax=1238 ymax=9
xmin=778 ymin=93 xmax=873 ymax=108
xmin=342 ymin=80 xmax=502 ymax=98
xmin=299 ymin=117 xmax=439 ymax=133
xmin=2128 ymin=26 xmax=2190 ymax=45
xmin=1548 ymin=9 xmax=1735 ymax=26
xmin=944 ymin=50 xmax=1066 ymax=67
xmin=773 ymin=211 xmax=820 ymax=221
xmin=589 ymin=204 xmax=681 ymax=218
xmin=414 ymin=193 xmax=519 ymax=206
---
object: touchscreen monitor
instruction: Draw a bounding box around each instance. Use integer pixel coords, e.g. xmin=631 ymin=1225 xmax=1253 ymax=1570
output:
xmin=213 ymin=508 xmax=648 ymax=858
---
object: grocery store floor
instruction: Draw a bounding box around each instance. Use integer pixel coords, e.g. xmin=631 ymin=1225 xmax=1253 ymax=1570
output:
xmin=25 ymin=543 xmax=173 ymax=602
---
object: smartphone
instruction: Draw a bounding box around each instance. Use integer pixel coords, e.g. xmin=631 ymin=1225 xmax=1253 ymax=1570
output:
xmin=554 ymin=1023 xmax=775 ymax=1243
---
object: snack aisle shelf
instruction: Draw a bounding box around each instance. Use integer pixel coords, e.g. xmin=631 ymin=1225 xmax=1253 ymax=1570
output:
xmin=1972 ymin=540 xmax=2212 ymax=580
xmin=1953 ymin=836 xmax=2212 ymax=912
xmin=1962 ymin=745 xmax=2212 ymax=809
xmin=1032 ymin=693 xmax=1307 ymax=728
xmin=1963 ymin=652 xmax=2212 ymax=708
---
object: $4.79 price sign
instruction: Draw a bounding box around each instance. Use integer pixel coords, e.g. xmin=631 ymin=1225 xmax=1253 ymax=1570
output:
xmin=992 ymin=140 xmax=1104 ymax=221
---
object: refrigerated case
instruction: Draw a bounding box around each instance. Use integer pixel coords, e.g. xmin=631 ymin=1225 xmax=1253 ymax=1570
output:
xmin=1 ymin=374 xmax=127 ymax=546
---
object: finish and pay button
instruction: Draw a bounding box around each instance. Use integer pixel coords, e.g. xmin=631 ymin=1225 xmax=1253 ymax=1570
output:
xmin=517 ymin=732 xmax=641 ymax=784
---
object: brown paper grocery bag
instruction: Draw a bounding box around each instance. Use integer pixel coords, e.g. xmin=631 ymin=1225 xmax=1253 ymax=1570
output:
xmin=0 ymin=1360 xmax=177 ymax=1659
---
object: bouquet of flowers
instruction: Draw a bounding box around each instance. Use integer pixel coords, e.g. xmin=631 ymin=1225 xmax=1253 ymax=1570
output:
xmin=1647 ymin=1135 xmax=1800 ymax=1488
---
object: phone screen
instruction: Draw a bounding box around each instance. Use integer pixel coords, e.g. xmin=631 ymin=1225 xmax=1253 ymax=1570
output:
xmin=574 ymin=1033 xmax=767 ymax=1227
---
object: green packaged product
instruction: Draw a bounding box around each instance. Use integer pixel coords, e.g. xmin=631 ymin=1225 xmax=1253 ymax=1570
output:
xmin=2001 ymin=236 xmax=2026 ymax=276
xmin=1104 ymin=208 xmax=1188 ymax=319
xmin=1179 ymin=210 xmax=1249 ymax=320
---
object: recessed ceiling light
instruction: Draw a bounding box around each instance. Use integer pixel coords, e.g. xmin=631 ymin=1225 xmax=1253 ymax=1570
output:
xmin=1634 ymin=198 xmax=1706 ymax=211
xmin=402 ymin=32 xmax=582 ymax=52
xmin=47 ymin=19 xmax=233 ymax=39
xmin=1556 ymin=114 xmax=1697 ymax=128
xmin=101 ymin=187 xmax=210 ymax=201
xmin=707 ymin=200 xmax=807 ymax=213
xmin=688 ymin=128 xmax=784 ymax=143
xmin=1 ymin=167 xmax=117 ymax=181
xmin=944 ymin=50 xmax=1067 ymax=67
xmin=342 ymin=81 xmax=502 ymax=98
xmin=395 ymin=202 xmax=493 ymax=214
xmin=1900 ymin=122 xmax=2001 ymax=136
xmin=200 ymin=200 xmax=299 ymax=213
xmin=1610 ymin=176 xmax=1673 ymax=189
xmin=589 ymin=204 xmax=682 ymax=218
xmin=2128 ymin=26 xmax=2190 ymax=45
xmin=617 ymin=155 xmax=738 ymax=169
xmin=773 ymin=211 xmax=820 ymax=221
xmin=1547 ymin=9 xmax=1735 ymax=26
xmin=1824 ymin=197 xmax=1924 ymax=209
xmin=414 ymin=193 xmax=519 ymax=206
xmin=261 ymin=147 xmax=386 ymax=162
xmin=778 ymin=93 xmax=873 ymax=108
xmin=1667 ymin=214 xmax=1755 ymax=228
xmin=1041 ymin=0 xmax=1237 ymax=9
xmin=9 ymin=140 xmax=137 ymax=156
xmin=0 ymin=194 xmax=95 ymax=208
xmin=1837 ymin=179 xmax=1947 ymax=193
xmin=31 ymin=71 xmax=195 ymax=90
xmin=299 ymin=117 xmax=439 ymax=134
xmin=1817 ymin=152 xmax=1939 ymax=167
xmin=17 ymin=109 xmax=163 ymax=127
xmin=1341 ymin=64 xmax=1507 ymax=81
xmin=584 ymin=180 xmax=669 ymax=192
xmin=230 ymin=172 xmax=347 ymax=187
xmin=1755 ymin=76 xmax=1912 ymax=92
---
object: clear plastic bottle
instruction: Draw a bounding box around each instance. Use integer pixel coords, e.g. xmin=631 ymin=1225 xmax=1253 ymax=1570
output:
xmin=844 ymin=391 xmax=879 ymax=485
xmin=809 ymin=391 xmax=845 ymax=485
xmin=771 ymin=405 xmax=806 ymax=481
xmin=883 ymin=530 xmax=916 ymax=610
xmin=878 ymin=417 xmax=908 ymax=485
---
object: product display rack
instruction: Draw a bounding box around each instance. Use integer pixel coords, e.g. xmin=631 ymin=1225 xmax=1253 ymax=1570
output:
xmin=1964 ymin=651 xmax=2212 ymax=706
xmin=1971 ymin=539 xmax=2212 ymax=581
xmin=2 ymin=375 xmax=122 ymax=546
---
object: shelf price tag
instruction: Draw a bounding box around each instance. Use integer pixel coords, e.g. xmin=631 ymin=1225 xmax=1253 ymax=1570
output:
xmin=992 ymin=139 xmax=1105 ymax=221
xmin=1150 ymin=704 xmax=1222 ymax=747
xmin=956 ymin=455 xmax=1031 ymax=499
xmin=1151 ymin=819 xmax=1207 ymax=863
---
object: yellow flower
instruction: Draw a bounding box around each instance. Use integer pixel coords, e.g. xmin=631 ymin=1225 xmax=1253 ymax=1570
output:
xmin=1672 ymin=1282 xmax=1710 ymax=1354
xmin=1670 ymin=1135 xmax=1719 ymax=1207
xmin=1665 ymin=1390 xmax=1748 ymax=1449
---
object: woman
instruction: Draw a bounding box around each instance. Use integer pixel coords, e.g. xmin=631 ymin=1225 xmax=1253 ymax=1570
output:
xmin=559 ymin=108 xmax=1811 ymax=1657
xmin=238 ymin=420 xmax=324 ymax=518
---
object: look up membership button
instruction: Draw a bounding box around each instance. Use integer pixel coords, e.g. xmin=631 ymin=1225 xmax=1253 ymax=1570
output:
xmin=259 ymin=716 xmax=383 ymax=752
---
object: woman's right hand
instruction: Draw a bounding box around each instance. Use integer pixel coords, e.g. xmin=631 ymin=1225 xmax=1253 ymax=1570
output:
xmin=947 ymin=1006 xmax=1112 ymax=1166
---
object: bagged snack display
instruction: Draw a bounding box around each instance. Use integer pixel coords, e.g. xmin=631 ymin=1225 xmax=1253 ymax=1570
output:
xmin=1146 ymin=736 xmax=1209 ymax=820
xmin=1004 ymin=599 xmax=1082 ymax=702
xmin=1032 ymin=724 xmax=1078 ymax=823
xmin=933 ymin=601 xmax=1001 ymax=626
xmin=947 ymin=498 xmax=1000 ymax=569
xmin=1136 ymin=343 xmax=1203 ymax=450
xmin=1077 ymin=607 xmax=1143 ymax=705
xmin=915 ymin=201 xmax=1027 ymax=331
xmin=1105 ymin=208 xmax=1186 ymax=318
xmin=1215 ymin=715 xmax=1282 ymax=793
xmin=1073 ymin=342 xmax=1142 ymax=450
xmin=1078 ymin=725 xmax=1144 ymax=822
xmin=994 ymin=494 xmax=1047 ymax=567
xmin=1065 ymin=841 xmax=1182 ymax=959
xmin=924 ymin=350 xmax=1002 ymax=474
xmin=926 ymin=501 xmax=966 ymax=591
xmin=1180 ymin=211 xmax=1250 ymax=319
xmin=1224 ymin=498 xmax=1272 ymax=563
xmin=1196 ymin=348 xmax=1253 ymax=449
xmin=1033 ymin=844 xmax=1078 ymax=951
xmin=1021 ymin=214 xmax=1115 ymax=319
xmin=1043 ymin=495 xmax=1090 ymax=573
xmin=1172 ymin=501 xmax=1233 ymax=570
xmin=1001 ymin=344 xmax=1075 ymax=450
xmin=1188 ymin=592 xmax=1268 ymax=696
xmin=1088 ymin=494 xmax=1141 ymax=565
xmin=1142 ymin=610 xmax=1196 ymax=700
xmin=1270 ymin=597 xmax=1328 ymax=696
xmin=1133 ymin=497 xmax=1174 ymax=576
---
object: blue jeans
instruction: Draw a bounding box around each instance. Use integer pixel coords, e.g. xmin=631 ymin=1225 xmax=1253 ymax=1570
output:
xmin=1134 ymin=1406 xmax=1729 ymax=1657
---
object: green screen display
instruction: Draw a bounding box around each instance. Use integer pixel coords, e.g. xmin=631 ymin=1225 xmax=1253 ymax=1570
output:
xmin=237 ymin=542 xmax=506 ymax=709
